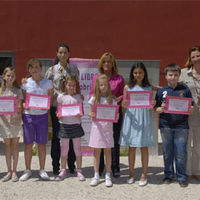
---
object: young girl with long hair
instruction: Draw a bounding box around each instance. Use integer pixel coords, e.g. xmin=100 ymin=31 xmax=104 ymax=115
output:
xmin=0 ymin=67 xmax=23 ymax=182
xmin=55 ymin=75 xmax=85 ymax=181
xmin=120 ymin=62 xmax=155 ymax=186
xmin=88 ymin=74 xmax=118 ymax=187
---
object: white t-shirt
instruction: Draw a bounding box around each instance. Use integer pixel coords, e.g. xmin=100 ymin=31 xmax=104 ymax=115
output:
xmin=57 ymin=93 xmax=83 ymax=125
xmin=21 ymin=77 xmax=53 ymax=115
xmin=88 ymin=96 xmax=117 ymax=105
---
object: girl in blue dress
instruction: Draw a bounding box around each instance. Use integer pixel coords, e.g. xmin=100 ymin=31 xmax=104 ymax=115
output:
xmin=120 ymin=62 xmax=155 ymax=186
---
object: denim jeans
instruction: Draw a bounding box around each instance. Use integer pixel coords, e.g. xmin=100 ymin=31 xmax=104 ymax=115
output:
xmin=160 ymin=128 xmax=188 ymax=181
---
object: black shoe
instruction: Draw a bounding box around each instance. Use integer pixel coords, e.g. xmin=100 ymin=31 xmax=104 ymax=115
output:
xmin=69 ymin=169 xmax=75 ymax=174
xmin=113 ymin=171 xmax=120 ymax=178
xmin=163 ymin=177 xmax=173 ymax=184
xmin=53 ymin=169 xmax=59 ymax=176
xmin=179 ymin=181 xmax=188 ymax=188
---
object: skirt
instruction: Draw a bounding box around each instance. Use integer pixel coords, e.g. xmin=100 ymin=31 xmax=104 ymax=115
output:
xmin=59 ymin=123 xmax=85 ymax=139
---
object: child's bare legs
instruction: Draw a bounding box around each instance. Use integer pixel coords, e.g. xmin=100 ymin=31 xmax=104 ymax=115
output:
xmin=140 ymin=147 xmax=148 ymax=180
xmin=24 ymin=144 xmax=33 ymax=170
xmin=60 ymin=138 xmax=69 ymax=170
xmin=12 ymin=137 xmax=20 ymax=176
xmin=73 ymin=138 xmax=82 ymax=169
xmin=38 ymin=144 xmax=46 ymax=170
xmin=90 ymin=148 xmax=101 ymax=186
xmin=3 ymin=138 xmax=12 ymax=177
xmin=129 ymin=147 xmax=136 ymax=178
xmin=104 ymin=148 xmax=111 ymax=173
xmin=104 ymin=148 xmax=112 ymax=187
xmin=94 ymin=148 xmax=101 ymax=173
xmin=73 ymin=137 xmax=85 ymax=181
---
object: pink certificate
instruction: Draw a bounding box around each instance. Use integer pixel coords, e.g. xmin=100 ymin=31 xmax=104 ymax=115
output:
xmin=57 ymin=104 xmax=83 ymax=117
xmin=25 ymin=93 xmax=51 ymax=110
xmin=93 ymin=104 xmax=119 ymax=123
xmin=0 ymin=96 xmax=17 ymax=115
xmin=164 ymin=96 xmax=192 ymax=115
xmin=127 ymin=91 xmax=153 ymax=108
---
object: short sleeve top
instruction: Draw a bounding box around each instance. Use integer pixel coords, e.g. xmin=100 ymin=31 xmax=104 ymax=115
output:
xmin=21 ymin=77 xmax=53 ymax=115
xmin=45 ymin=62 xmax=79 ymax=106
xmin=57 ymin=93 xmax=83 ymax=124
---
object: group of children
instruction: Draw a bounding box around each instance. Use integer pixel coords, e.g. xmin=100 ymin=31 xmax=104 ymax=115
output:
xmin=0 ymin=59 xmax=193 ymax=188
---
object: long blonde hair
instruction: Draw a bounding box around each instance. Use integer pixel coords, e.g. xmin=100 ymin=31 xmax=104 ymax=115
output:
xmin=93 ymin=74 xmax=112 ymax=104
xmin=0 ymin=67 xmax=19 ymax=95
xmin=98 ymin=52 xmax=118 ymax=74
xmin=60 ymin=75 xmax=80 ymax=94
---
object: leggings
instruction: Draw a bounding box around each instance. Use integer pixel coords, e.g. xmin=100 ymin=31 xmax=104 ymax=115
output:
xmin=61 ymin=138 xmax=81 ymax=157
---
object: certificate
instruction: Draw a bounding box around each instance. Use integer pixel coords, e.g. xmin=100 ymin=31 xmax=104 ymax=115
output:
xmin=93 ymin=104 xmax=119 ymax=122
xmin=25 ymin=93 xmax=51 ymax=109
xmin=57 ymin=104 xmax=83 ymax=117
xmin=0 ymin=96 xmax=17 ymax=115
xmin=127 ymin=91 xmax=152 ymax=108
xmin=164 ymin=96 xmax=192 ymax=115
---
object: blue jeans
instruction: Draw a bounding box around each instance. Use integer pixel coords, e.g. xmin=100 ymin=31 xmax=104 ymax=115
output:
xmin=160 ymin=128 xmax=188 ymax=181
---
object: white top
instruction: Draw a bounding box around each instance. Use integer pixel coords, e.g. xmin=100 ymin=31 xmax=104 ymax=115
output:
xmin=21 ymin=77 xmax=53 ymax=115
xmin=57 ymin=93 xmax=83 ymax=124
xmin=88 ymin=96 xmax=117 ymax=105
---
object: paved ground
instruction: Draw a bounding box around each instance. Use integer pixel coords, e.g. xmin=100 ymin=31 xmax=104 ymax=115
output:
xmin=0 ymin=145 xmax=200 ymax=200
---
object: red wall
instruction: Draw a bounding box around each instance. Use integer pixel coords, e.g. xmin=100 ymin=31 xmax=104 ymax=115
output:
xmin=1 ymin=1 xmax=200 ymax=85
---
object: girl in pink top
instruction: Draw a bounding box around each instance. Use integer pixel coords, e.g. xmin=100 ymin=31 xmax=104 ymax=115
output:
xmin=56 ymin=75 xmax=85 ymax=181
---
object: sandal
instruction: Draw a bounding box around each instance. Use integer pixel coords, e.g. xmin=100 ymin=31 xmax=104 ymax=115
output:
xmin=12 ymin=174 xmax=19 ymax=182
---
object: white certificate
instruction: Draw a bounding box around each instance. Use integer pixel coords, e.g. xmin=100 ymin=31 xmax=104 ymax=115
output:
xmin=30 ymin=96 xmax=48 ymax=107
xmin=164 ymin=96 xmax=192 ymax=115
xmin=25 ymin=93 xmax=50 ymax=109
xmin=94 ymin=104 xmax=119 ymax=122
xmin=0 ymin=100 xmax=15 ymax=112
xmin=0 ymin=96 xmax=17 ymax=115
xmin=127 ymin=91 xmax=152 ymax=108
xmin=58 ymin=104 xmax=83 ymax=117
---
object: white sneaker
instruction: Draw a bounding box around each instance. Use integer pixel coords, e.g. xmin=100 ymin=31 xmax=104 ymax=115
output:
xmin=126 ymin=177 xmax=134 ymax=184
xmin=39 ymin=170 xmax=50 ymax=180
xmin=19 ymin=170 xmax=32 ymax=181
xmin=139 ymin=178 xmax=147 ymax=186
xmin=90 ymin=177 xmax=100 ymax=186
xmin=105 ymin=177 xmax=113 ymax=187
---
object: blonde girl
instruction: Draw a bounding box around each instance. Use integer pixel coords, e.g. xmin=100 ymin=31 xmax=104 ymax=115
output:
xmin=88 ymin=74 xmax=117 ymax=187
xmin=56 ymin=75 xmax=85 ymax=181
xmin=0 ymin=67 xmax=23 ymax=182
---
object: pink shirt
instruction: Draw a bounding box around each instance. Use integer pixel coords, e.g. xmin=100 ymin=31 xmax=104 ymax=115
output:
xmin=57 ymin=93 xmax=83 ymax=125
xmin=89 ymin=74 xmax=125 ymax=104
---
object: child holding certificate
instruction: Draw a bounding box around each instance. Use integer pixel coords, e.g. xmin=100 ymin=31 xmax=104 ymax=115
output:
xmin=120 ymin=62 xmax=154 ymax=186
xmin=0 ymin=67 xmax=23 ymax=182
xmin=55 ymin=75 xmax=85 ymax=181
xmin=155 ymin=64 xmax=193 ymax=187
xmin=20 ymin=58 xmax=53 ymax=181
xmin=88 ymin=74 xmax=118 ymax=187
